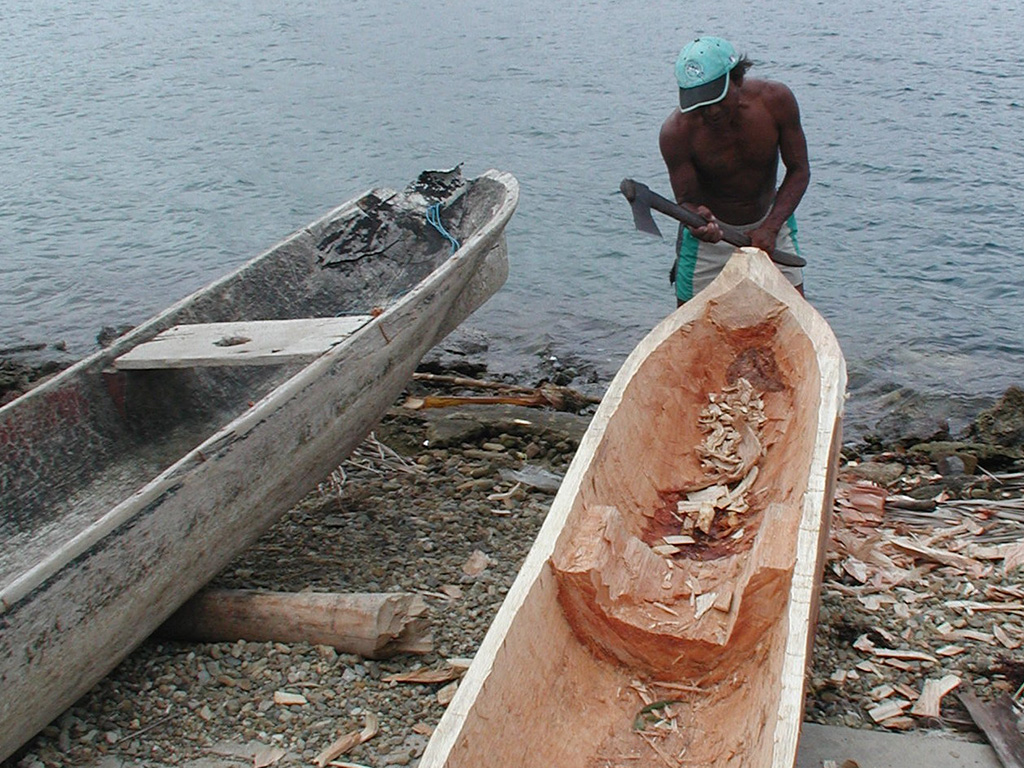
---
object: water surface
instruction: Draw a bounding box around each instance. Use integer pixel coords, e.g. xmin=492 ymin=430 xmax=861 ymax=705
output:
xmin=3 ymin=0 xmax=1023 ymax=439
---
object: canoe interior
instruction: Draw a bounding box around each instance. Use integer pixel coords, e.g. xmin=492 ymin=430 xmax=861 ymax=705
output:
xmin=424 ymin=251 xmax=845 ymax=768
xmin=0 ymin=170 xmax=508 ymax=589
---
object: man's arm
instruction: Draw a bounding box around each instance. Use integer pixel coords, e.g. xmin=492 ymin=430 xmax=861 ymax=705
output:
xmin=749 ymin=83 xmax=810 ymax=254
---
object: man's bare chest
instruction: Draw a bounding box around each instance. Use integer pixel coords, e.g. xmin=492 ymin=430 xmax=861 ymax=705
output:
xmin=692 ymin=127 xmax=780 ymax=180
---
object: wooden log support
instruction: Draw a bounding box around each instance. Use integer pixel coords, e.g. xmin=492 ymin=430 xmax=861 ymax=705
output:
xmin=156 ymin=589 xmax=432 ymax=658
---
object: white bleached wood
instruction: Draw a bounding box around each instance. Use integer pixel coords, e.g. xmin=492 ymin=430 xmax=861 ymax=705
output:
xmin=113 ymin=317 xmax=372 ymax=369
xmin=0 ymin=169 xmax=518 ymax=763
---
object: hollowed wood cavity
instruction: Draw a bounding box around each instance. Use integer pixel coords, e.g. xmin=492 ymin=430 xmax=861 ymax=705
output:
xmin=552 ymin=287 xmax=822 ymax=684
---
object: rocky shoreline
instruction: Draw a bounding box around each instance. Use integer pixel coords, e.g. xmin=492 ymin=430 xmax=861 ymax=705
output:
xmin=0 ymin=346 xmax=72 ymax=407
xmin=4 ymin=353 xmax=1024 ymax=767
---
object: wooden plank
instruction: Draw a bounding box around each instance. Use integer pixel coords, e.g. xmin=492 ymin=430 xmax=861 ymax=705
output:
xmin=113 ymin=316 xmax=372 ymax=369
xmin=959 ymin=690 xmax=1024 ymax=768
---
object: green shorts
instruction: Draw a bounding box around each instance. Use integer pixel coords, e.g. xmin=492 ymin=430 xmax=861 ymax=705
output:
xmin=674 ymin=213 xmax=803 ymax=302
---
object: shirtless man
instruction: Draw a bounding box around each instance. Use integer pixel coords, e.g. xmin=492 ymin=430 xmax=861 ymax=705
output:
xmin=660 ymin=36 xmax=810 ymax=304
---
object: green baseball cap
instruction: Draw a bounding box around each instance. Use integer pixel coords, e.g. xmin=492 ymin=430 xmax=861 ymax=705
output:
xmin=675 ymin=36 xmax=739 ymax=113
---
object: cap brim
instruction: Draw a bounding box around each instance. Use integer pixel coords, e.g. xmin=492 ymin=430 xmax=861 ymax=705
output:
xmin=679 ymin=73 xmax=729 ymax=113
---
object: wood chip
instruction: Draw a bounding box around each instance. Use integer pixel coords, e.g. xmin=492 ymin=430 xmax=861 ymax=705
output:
xmin=869 ymin=684 xmax=895 ymax=700
xmin=855 ymin=660 xmax=884 ymax=676
xmin=440 ymin=584 xmax=464 ymax=600
xmin=462 ymin=550 xmax=491 ymax=577
xmin=893 ymin=682 xmax=920 ymax=701
xmin=872 ymin=625 xmax=900 ymax=645
xmin=947 ymin=629 xmax=997 ymax=644
xmin=663 ymin=535 xmax=696 ymax=546
xmin=696 ymin=502 xmax=716 ymax=534
xmin=910 ymin=675 xmax=961 ymax=718
xmin=253 ymin=746 xmax=287 ymax=768
xmin=383 ymin=665 xmax=465 ymax=684
xmin=713 ymin=590 xmax=733 ymax=613
xmin=853 ymin=634 xmax=876 ymax=653
xmin=990 ymin=584 xmax=1024 ymax=600
xmin=1005 ymin=541 xmax=1024 ymax=571
xmin=857 ymin=594 xmax=895 ymax=611
xmin=969 ymin=542 xmax=1024 ymax=561
xmin=882 ymin=658 xmax=913 ymax=671
xmin=946 ymin=600 xmax=1024 ymax=615
xmin=889 ymin=536 xmax=986 ymax=574
xmin=868 ymin=699 xmax=910 ymax=723
xmin=437 ymin=681 xmax=459 ymax=706
xmin=993 ymin=623 xmax=1021 ymax=649
xmin=872 ymin=647 xmax=938 ymax=664
xmin=272 ymin=691 xmax=307 ymax=706
xmin=693 ymin=592 xmax=717 ymax=620
xmin=313 ymin=714 xmax=379 ymax=768
xmin=843 ymin=558 xmax=870 ymax=584
xmin=845 ymin=482 xmax=888 ymax=515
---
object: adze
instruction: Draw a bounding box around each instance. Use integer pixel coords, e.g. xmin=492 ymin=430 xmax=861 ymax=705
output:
xmin=619 ymin=178 xmax=806 ymax=268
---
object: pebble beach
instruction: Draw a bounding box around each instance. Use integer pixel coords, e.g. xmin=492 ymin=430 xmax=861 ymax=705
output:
xmin=6 ymin=374 xmax=1024 ymax=768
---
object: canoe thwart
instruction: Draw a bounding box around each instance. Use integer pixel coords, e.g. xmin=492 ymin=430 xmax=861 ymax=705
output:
xmin=112 ymin=316 xmax=373 ymax=369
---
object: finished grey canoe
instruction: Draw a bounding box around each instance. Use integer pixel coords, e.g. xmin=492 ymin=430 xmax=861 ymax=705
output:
xmin=0 ymin=168 xmax=518 ymax=762
xmin=421 ymin=248 xmax=846 ymax=768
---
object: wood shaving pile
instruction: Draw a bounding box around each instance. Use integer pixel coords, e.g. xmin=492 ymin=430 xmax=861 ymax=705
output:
xmin=695 ymin=377 xmax=766 ymax=476
xmin=663 ymin=378 xmax=766 ymax=546
xmin=814 ymin=474 xmax=1024 ymax=732
xmin=675 ymin=468 xmax=758 ymax=540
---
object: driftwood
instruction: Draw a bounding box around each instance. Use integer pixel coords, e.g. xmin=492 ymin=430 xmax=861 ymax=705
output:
xmin=157 ymin=590 xmax=432 ymax=658
xmin=413 ymin=372 xmax=538 ymax=393
xmin=958 ymin=690 xmax=1024 ymax=768
xmin=404 ymin=387 xmax=597 ymax=412
xmin=408 ymin=373 xmax=601 ymax=413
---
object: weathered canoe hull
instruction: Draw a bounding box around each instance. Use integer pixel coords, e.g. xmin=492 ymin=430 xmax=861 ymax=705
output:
xmin=0 ymin=169 xmax=518 ymax=762
xmin=421 ymin=248 xmax=846 ymax=768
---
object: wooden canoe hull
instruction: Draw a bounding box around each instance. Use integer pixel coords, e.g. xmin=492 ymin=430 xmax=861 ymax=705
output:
xmin=421 ymin=248 xmax=846 ymax=768
xmin=0 ymin=169 xmax=518 ymax=762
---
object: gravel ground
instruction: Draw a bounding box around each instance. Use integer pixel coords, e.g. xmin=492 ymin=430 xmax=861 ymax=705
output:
xmin=6 ymin=393 xmax=1023 ymax=768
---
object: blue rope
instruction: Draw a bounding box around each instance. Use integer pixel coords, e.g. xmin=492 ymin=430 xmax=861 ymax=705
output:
xmin=426 ymin=203 xmax=460 ymax=254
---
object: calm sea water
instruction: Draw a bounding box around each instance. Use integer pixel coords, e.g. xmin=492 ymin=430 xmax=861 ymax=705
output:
xmin=3 ymin=0 xmax=1023 ymax=439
